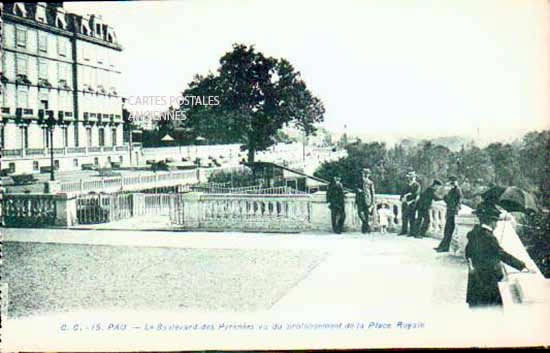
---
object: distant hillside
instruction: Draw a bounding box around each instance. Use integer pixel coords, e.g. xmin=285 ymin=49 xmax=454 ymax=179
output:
xmin=392 ymin=136 xmax=476 ymax=151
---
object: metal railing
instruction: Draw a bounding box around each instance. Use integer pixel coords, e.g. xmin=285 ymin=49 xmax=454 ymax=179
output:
xmin=60 ymin=169 xmax=199 ymax=194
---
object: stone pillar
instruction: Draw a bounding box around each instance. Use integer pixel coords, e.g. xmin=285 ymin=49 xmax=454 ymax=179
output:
xmin=309 ymin=192 xmax=333 ymax=232
xmin=54 ymin=193 xmax=77 ymax=226
xmin=180 ymin=192 xmax=202 ymax=228
xmin=453 ymin=214 xmax=478 ymax=256
xmin=45 ymin=181 xmax=61 ymax=194
xmin=131 ymin=193 xmax=145 ymax=217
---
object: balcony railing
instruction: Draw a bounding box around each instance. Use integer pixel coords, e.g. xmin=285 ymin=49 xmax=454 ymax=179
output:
xmin=67 ymin=147 xmax=87 ymax=154
xmin=2 ymin=149 xmax=23 ymax=157
xmin=1 ymin=145 xmax=132 ymax=158
xmin=26 ymin=148 xmax=46 ymax=155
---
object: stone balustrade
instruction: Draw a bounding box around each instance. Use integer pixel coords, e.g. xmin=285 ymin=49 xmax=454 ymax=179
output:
xmin=170 ymin=193 xmax=311 ymax=232
xmin=1 ymin=193 xmax=76 ymax=227
xmin=168 ymin=191 xmax=451 ymax=236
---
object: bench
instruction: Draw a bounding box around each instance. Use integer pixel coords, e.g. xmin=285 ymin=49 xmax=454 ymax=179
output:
xmin=0 ymin=176 xmax=15 ymax=186
xmin=82 ymin=164 xmax=97 ymax=171
xmin=151 ymin=161 xmax=171 ymax=171
xmin=40 ymin=166 xmax=59 ymax=173
xmin=97 ymin=168 xmax=122 ymax=177
xmin=12 ymin=174 xmax=38 ymax=185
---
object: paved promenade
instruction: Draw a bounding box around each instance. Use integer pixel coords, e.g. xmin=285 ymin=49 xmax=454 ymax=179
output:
xmin=4 ymin=227 xmax=550 ymax=351
xmin=3 ymin=227 xmax=468 ymax=312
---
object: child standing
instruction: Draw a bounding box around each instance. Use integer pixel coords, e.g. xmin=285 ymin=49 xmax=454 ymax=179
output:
xmin=378 ymin=203 xmax=393 ymax=234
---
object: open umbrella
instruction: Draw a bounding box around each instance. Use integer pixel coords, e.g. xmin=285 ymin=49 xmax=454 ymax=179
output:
xmin=481 ymin=185 xmax=538 ymax=214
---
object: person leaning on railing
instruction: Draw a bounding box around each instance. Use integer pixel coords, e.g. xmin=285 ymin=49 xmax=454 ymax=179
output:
xmin=465 ymin=202 xmax=536 ymax=308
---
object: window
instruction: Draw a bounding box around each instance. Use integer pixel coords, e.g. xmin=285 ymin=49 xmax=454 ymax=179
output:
xmin=20 ymin=126 xmax=29 ymax=148
xmin=36 ymin=5 xmax=46 ymax=23
xmin=74 ymin=124 xmax=79 ymax=147
xmin=58 ymin=63 xmax=68 ymax=86
xmin=112 ymin=128 xmax=117 ymax=146
xmin=33 ymin=161 xmax=39 ymax=171
xmin=17 ymin=88 xmax=29 ymax=108
xmin=97 ymin=49 xmax=103 ymax=64
xmin=0 ymin=126 xmax=5 ymax=149
xmin=107 ymin=156 xmax=112 ymax=164
xmin=73 ymin=159 xmax=79 ymax=167
xmin=39 ymin=60 xmax=48 ymax=80
xmin=38 ymin=32 xmax=48 ymax=52
xmin=58 ymin=38 xmax=67 ymax=57
xmin=98 ymin=128 xmax=105 ymax=146
xmin=54 ymin=160 xmax=60 ymax=169
xmin=62 ymin=127 xmax=68 ymax=147
xmin=83 ymin=44 xmax=90 ymax=61
xmin=40 ymin=99 xmax=48 ymax=112
xmin=94 ymin=157 xmax=99 ymax=166
xmin=86 ymin=127 xmax=92 ymax=147
xmin=119 ymin=156 xmax=123 ymax=164
xmin=43 ymin=128 xmax=50 ymax=148
xmin=17 ymin=56 xmax=27 ymax=76
xmin=16 ymin=27 xmax=27 ymax=47
xmin=9 ymin=163 xmax=16 ymax=173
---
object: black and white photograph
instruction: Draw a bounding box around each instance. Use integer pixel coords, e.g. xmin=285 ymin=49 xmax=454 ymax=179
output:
xmin=0 ymin=0 xmax=549 ymax=351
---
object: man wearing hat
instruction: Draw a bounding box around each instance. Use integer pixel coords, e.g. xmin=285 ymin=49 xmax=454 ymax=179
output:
xmin=359 ymin=168 xmax=375 ymax=233
xmin=399 ymin=171 xmax=421 ymax=236
xmin=435 ymin=176 xmax=463 ymax=252
xmin=355 ymin=187 xmax=369 ymax=233
xmin=413 ymin=178 xmax=443 ymax=237
xmin=327 ymin=176 xmax=346 ymax=234
xmin=465 ymin=202 xmax=533 ymax=308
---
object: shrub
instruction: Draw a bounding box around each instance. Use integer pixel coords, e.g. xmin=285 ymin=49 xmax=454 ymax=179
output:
xmin=208 ymin=167 xmax=256 ymax=187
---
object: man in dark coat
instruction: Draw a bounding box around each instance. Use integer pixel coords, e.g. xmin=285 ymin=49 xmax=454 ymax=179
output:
xmin=327 ymin=176 xmax=346 ymax=234
xmin=412 ymin=179 xmax=443 ymax=238
xmin=355 ymin=188 xmax=369 ymax=234
xmin=359 ymin=168 xmax=375 ymax=233
xmin=435 ymin=176 xmax=463 ymax=252
xmin=465 ymin=202 xmax=533 ymax=308
xmin=399 ymin=171 xmax=421 ymax=236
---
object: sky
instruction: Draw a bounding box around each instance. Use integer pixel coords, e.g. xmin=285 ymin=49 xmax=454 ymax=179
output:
xmin=65 ymin=0 xmax=550 ymax=141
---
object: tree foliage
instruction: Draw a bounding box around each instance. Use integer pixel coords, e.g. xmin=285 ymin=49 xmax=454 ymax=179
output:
xmin=314 ymin=130 xmax=550 ymax=208
xmin=178 ymin=44 xmax=325 ymax=162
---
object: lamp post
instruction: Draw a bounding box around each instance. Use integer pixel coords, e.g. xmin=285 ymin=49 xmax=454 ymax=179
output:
xmin=42 ymin=112 xmax=57 ymax=181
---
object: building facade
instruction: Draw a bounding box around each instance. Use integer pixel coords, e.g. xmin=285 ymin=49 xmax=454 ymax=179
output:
xmin=1 ymin=2 xmax=131 ymax=175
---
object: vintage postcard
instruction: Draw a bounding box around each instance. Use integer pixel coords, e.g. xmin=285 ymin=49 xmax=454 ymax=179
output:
xmin=1 ymin=0 xmax=549 ymax=351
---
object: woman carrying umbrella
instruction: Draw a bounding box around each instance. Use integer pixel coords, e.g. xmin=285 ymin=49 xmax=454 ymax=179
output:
xmin=465 ymin=201 xmax=536 ymax=308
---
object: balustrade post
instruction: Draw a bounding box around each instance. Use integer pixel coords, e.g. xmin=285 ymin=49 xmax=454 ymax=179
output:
xmin=79 ymin=179 xmax=84 ymax=193
xmin=54 ymin=194 xmax=77 ymax=226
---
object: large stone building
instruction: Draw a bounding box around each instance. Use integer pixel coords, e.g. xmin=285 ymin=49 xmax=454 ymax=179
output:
xmin=0 ymin=2 xmax=132 ymax=175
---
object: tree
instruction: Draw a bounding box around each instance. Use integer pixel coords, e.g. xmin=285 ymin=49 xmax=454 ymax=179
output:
xmin=179 ymin=44 xmax=325 ymax=163
xmin=518 ymin=131 xmax=550 ymax=207
xmin=485 ymin=142 xmax=521 ymax=186
xmin=314 ymin=141 xmax=388 ymax=191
